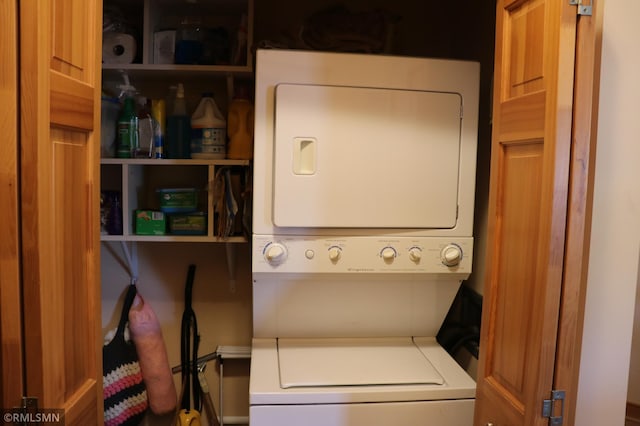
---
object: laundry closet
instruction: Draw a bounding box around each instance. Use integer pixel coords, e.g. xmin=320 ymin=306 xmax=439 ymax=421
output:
xmin=100 ymin=0 xmax=496 ymax=424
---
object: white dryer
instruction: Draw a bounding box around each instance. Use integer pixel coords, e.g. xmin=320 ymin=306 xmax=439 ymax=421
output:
xmin=250 ymin=49 xmax=480 ymax=426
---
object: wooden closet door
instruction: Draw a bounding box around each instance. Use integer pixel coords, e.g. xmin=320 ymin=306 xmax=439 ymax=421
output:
xmin=474 ymin=0 xmax=580 ymax=424
xmin=0 ymin=0 xmax=23 ymax=408
xmin=20 ymin=0 xmax=102 ymax=423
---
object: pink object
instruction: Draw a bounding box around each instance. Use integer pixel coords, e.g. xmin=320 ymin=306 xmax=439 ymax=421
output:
xmin=128 ymin=293 xmax=178 ymax=415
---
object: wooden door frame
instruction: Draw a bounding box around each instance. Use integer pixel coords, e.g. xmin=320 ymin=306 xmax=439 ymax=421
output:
xmin=553 ymin=1 xmax=603 ymax=424
xmin=0 ymin=0 xmax=603 ymax=421
xmin=0 ymin=0 xmax=24 ymax=408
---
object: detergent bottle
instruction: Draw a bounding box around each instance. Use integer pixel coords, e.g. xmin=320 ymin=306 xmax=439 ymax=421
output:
xmin=190 ymin=92 xmax=226 ymax=159
xmin=226 ymin=83 xmax=254 ymax=160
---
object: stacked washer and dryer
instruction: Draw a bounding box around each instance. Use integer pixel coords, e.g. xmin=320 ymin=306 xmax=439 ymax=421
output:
xmin=249 ymin=49 xmax=480 ymax=426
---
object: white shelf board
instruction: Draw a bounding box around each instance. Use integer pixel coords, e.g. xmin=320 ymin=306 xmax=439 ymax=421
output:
xmin=100 ymin=158 xmax=250 ymax=166
xmin=100 ymin=235 xmax=247 ymax=243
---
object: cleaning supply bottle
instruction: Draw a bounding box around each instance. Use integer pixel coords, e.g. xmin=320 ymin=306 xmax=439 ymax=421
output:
xmin=166 ymin=83 xmax=191 ymax=159
xmin=190 ymin=92 xmax=226 ymax=159
xmin=116 ymin=96 xmax=138 ymax=158
xmin=226 ymin=83 xmax=254 ymax=159
xmin=135 ymin=97 xmax=153 ymax=158
xmin=151 ymin=99 xmax=166 ymax=159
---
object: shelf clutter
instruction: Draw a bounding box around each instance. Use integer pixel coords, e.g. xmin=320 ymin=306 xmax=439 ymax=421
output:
xmin=100 ymin=0 xmax=255 ymax=240
xmin=102 ymin=0 xmax=253 ymax=71
xmin=100 ymin=159 xmax=250 ymax=243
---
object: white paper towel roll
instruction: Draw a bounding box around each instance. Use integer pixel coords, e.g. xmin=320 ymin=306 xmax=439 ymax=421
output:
xmin=103 ymin=32 xmax=137 ymax=64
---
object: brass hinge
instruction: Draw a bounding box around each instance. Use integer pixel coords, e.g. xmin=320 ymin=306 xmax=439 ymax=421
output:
xmin=569 ymin=0 xmax=592 ymax=16
xmin=542 ymin=390 xmax=566 ymax=425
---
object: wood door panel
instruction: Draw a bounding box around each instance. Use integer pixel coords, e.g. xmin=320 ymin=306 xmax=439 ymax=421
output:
xmin=552 ymin=4 xmax=603 ymax=423
xmin=50 ymin=129 xmax=93 ymax=399
xmin=52 ymin=0 xmax=87 ymax=78
xmin=0 ymin=0 xmax=23 ymax=408
xmin=499 ymin=92 xmax=545 ymax=141
xmin=476 ymin=376 xmax=526 ymax=425
xmin=488 ymin=141 xmax=543 ymax=403
xmin=51 ymin=72 xmax=95 ymax=130
xmin=476 ymin=0 xmax=577 ymax=423
xmin=505 ymin=0 xmax=545 ymax=97
xmin=20 ymin=0 xmax=102 ymax=423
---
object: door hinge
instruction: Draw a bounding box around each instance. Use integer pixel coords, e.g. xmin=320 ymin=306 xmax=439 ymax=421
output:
xmin=21 ymin=397 xmax=38 ymax=410
xmin=569 ymin=0 xmax=592 ymax=16
xmin=542 ymin=390 xmax=565 ymax=425
xmin=11 ymin=397 xmax=40 ymax=426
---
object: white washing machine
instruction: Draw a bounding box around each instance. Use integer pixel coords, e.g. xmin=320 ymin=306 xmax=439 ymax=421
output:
xmin=250 ymin=49 xmax=480 ymax=426
xmin=251 ymin=337 xmax=475 ymax=425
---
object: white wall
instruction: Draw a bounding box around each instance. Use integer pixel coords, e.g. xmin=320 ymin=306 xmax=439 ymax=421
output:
xmin=575 ymin=0 xmax=640 ymax=423
xmin=631 ymin=262 xmax=640 ymax=405
xmin=101 ymin=242 xmax=253 ymax=424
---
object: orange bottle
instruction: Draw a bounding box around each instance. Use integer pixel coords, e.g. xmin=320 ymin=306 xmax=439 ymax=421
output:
xmin=226 ymin=84 xmax=254 ymax=160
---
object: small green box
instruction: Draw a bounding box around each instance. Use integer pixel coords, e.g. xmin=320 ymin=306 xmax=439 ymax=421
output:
xmin=135 ymin=210 xmax=166 ymax=235
xmin=158 ymin=188 xmax=198 ymax=213
xmin=168 ymin=213 xmax=207 ymax=235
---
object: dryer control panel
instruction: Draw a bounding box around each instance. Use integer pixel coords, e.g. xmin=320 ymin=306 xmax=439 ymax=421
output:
xmin=252 ymin=235 xmax=473 ymax=276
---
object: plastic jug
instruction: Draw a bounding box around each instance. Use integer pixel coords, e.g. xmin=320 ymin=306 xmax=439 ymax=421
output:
xmin=226 ymin=84 xmax=254 ymax=160
xmin=190 ymin=93 xmax=226 ymax=159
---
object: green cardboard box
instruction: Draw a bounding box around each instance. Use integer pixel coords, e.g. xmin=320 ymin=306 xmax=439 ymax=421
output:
xmin=135 ymin=210 xmax=166 ymax=235
xmin=158 ymin=188 xmax=198 ymax=213
xmin=168 ymin=212 xmax=207 ymax=235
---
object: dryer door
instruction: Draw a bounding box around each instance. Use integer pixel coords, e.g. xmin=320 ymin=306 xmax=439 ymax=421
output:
xmin=272 ymin=83 xmax=463 ymax=229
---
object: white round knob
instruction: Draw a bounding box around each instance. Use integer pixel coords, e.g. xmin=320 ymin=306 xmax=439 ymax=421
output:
xmin=408 ymin=247 xmax=422 ymax=262
xmin=381 ymin=247 xmax=396 ymax=262
xmin=328 ymin=246 xmax=342 ymax=262
xmin=441 ymin=244 xmax=462 ymax=267
xmin=305 ymin=249 xmax=315 ymax=259
xmin=264 ymin=243 xmax=287 ymax=264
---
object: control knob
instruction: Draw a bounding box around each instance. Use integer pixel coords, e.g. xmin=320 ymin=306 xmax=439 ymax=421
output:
xmin=264 ymin=242 xmax=287 ymax=265
xmin=381 ymin=247 xmax=397 ymax=262
xmin=440 ymin=244 xmax=463 ymax=267
xmin=328 ymin=246 xmax=342 ymax=262
xmin=408 ymin=247 xmax=422 ymax=263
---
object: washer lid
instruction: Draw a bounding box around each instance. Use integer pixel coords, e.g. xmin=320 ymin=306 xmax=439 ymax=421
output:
xmin=277 ymin=337 xmax=444 ymax=388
